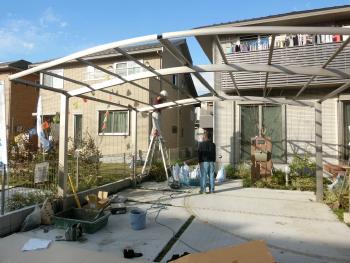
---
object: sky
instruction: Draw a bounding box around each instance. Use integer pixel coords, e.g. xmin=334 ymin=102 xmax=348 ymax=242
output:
xmin=1 ymin=0 xmax=349 ymax=94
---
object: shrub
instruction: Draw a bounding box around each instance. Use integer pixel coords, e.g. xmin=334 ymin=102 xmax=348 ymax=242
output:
xmin=6 ymin=190 xmax=54 ymax=212
xmin=148 ymin=162 xmax=167 ymax=182
xmin=271 ymin=169 xmax=286 ymax=186
xmin=225 ymin=164 xmax=235 ymax=179
xmin=289 ymin=154 xmax=316 ymax=177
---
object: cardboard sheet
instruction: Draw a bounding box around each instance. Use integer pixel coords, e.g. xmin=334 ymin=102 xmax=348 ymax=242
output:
xmin=172 ymin=240 xmax=275 ymax=263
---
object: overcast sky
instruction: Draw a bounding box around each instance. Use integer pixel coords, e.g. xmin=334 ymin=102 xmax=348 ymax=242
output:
xmin=1 ymin=0 xmax=349 ymax=94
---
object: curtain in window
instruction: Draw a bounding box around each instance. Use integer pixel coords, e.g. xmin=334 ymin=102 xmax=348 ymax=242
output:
xmin=99 ymin=111 xmax=128 ymax=134
xmin=113 ymin=111 xmax=128 ymax=133
xmin=262 ymin=106 xmax=284 ymax=162
xmin=241 ymin=105 xmax=259 ymax=160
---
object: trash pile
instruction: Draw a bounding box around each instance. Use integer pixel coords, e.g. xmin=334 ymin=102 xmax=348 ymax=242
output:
xmin=170 ymin=163 xmax=226 ymax=188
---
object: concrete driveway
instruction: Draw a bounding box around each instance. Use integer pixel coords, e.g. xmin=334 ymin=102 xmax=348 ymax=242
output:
xmin=1 ymin=180 xmax=350 ymax=263
xmin=166 ymin=180 xmax=350 ymax=263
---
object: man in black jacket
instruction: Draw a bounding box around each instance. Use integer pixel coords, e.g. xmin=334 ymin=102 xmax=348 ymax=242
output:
xmin=198 ymin=132 xmax=216 ymax=194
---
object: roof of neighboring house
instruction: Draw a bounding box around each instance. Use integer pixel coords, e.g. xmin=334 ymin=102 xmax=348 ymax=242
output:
xmin=195 ymin=5 xmax=350 ymax=61
xmin=197 ymin=5 xmax=350 ymax=29
xmin=31 ymin=39 xmax=197 ymax=97
xmin=0 ymin=60 xmax=31 ymax=72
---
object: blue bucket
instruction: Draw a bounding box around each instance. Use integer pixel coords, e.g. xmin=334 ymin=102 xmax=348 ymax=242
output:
xmin=129 ymin=209 xmax=146 ymax=230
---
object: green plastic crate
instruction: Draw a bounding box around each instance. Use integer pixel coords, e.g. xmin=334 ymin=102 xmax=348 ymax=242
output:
xmin=54 ymin=208 xmax=110 ymax=234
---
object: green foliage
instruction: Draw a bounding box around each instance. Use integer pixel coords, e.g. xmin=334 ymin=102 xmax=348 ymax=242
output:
xmin=6 ymin=191 xmax=54 ymax=212
xmin=67 ymin=133 xmax=102 ymax=191
xmin=290 ymin=176 xmax=315 ymax=191
xmin=225 ymin=164 xmax=236 ymax=179
xmin=271 ymin=169 xmax=286 ymax=186
xmin=233 ymin=163 xmax=251 ymax=178
xmin=289 ymin=154 xmax=316 ymax=177
xmin=148 ymin=162 xmax=167 ymax=182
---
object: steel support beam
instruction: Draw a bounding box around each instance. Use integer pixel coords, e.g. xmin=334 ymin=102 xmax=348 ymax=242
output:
xmin=319 ymin=82 xmax=350 ymax=103
xmin=137 ymin=95 xmax=314 ymax=112
xmin=10 ymin=26 xmax=350 ymax=81
xmin=76 ymin=58 xmax=174 ymax=106
xmin=78 ymin=94 xmax=135 ymax=110
xmin=12 ymin=78 xmax=133 ymax=110
xmin=162 ymin=26 xmax=350 ymax=39
xmin=264 ymin=35 xmax=276 ymax=97
xmin=315 ymin=101 xmax=323 ymax=202
xmin=214 ymin=35 xmax=240 ymax=95
xmin=131 ymin=110 xmax=138 ymax=187
xmin=68 ymin=62 xmax=350 ymax=97
xmin=58 ymin=94 xmax=69 ymax=202
xmin=114 ymin=46 xmax=179 ymax=90
xmin=158 ymin=38 xmax=221 ymax=98
xmin=12 ymin=78 xmax=68 ymax=95
xmin=9 ymin=34 xmax=158 ymax=80
xmin=43 ymin=70 xmax=151 ymax=107
xmin=295 ymin=37 xmax=350 ymax=98
xmin=114 ymin=46 xmax=196 ymax=101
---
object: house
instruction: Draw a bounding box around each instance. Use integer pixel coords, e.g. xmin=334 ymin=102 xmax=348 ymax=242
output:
xmin=0 ymin=60 xmax=39 ymax=140
xmin=195 ymin=93 xmax=213 ymax=141
xmin=37 ymin=40 xmax=197 ymax=161
xmin=195 ymin=5 xmax=350 ymax=166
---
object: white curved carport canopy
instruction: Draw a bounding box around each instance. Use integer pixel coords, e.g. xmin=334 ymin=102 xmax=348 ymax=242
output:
xmin=10 ymin=25 xmax=348 ymax=203
xmin=9 ymin=26 xmax=350 ymax=109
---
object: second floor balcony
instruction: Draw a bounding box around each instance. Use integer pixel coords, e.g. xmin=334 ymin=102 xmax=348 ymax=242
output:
xmin=220 ymin=41 xmax=350 ymax=94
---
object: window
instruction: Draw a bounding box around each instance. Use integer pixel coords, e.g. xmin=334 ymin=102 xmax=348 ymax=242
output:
xmin=98 ymin=110 xmax=129 ymax=135
xmin=172 ymin=74 xmax=178 ymax=85
xmin=41 ymin=69 xmax=63 ymax=88
xmin=240 ymin=105 xmax=285 ymax=162
xmin=74 ymin=115 xmax=83 ymax=147
xmin=113 ymin=61 xmax=145 ymax=77
xmin=84 ymin=66 xmax=105 ymax=80
xmin=172 ymin=126 xmax=178 ymax=134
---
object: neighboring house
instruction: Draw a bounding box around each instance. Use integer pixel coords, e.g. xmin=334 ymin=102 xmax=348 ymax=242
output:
xmin=196 ymin=5 xmax=350 ymax=166
xmin=196 ymin=93 xmax=213 ymax=141
xmin=37 ymin=40 xmax=197 ymax=161
xmin=0 ymin=60 xmax=39 ymax=140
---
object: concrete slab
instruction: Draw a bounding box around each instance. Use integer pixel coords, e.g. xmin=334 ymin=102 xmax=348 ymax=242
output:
xmin=0 ymin=183 xmax=192 ymax=263
xmin=0 ymin=233 xmax=146 ymax=263
xmin=1 ymin=180 xmax=350 ymax=263
xmin=166 ymin=181 xmax=350 ymax=263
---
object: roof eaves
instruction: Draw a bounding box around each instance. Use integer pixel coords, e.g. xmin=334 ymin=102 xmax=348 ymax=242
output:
xmin=195 ymin=4 xmax=350 ymax=29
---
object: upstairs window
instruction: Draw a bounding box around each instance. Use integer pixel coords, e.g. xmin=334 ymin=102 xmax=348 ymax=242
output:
xmin=113 ymin=61 xmax=145 ymax=77
xmin=84 ymin=66 xmax=105 ymax=81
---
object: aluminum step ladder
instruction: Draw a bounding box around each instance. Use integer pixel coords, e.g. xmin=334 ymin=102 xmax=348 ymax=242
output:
xmin=141 ymin=132 xmax=170 ymax=179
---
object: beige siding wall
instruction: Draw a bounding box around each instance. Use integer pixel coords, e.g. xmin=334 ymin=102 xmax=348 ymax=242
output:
xmin=214 ymin=97 xmax=340 ymax=166
xmin=286 ymin=99 xmax=339 ymax=164
xmin=40 ymin=52 xmax=196 ymax=158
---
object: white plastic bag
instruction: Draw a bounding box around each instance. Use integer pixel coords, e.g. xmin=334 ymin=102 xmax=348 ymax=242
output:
xmin=216 ymin=166 xmax=226 ymax=183
xmin=179 ymin=164 xmax=191 ymax=186
xmin=190 ymin=165 xmax=200 ymax=179
xmin=182 ymin=163 xmax=190 ymax=178
xmin=21 ymin=205 xmax=41 ymax=232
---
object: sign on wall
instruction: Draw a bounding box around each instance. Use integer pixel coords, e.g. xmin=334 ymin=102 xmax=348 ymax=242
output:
xmin=34 ymin=162 xmax=49 ymax=183
xmin=0 ymin=80 xmax=7 ymax=168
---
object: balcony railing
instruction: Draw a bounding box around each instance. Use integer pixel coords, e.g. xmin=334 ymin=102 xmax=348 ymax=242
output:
xmin=221 ymin=42 xmax=350 ymax=91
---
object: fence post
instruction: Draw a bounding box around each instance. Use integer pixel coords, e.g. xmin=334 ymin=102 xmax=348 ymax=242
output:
xmin=131 ymin=110 xmax=137 ymax=187
xmin=1 ymin=165 xmax=6 ymax=215
xmin=76 ymin=153 xmax=79 ymax=191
